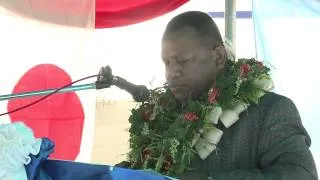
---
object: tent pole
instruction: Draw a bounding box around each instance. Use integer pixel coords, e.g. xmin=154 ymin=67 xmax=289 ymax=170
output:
xmin=225 ymin=0 xmax=236 ymax=53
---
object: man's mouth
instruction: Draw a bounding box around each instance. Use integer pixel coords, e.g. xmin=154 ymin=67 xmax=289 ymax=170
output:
xmin=169 ymin=85 xmax=188 ymax=93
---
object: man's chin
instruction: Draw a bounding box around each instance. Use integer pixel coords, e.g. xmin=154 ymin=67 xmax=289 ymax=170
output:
xmin=172 ymin=93 xmax=189 ymax=103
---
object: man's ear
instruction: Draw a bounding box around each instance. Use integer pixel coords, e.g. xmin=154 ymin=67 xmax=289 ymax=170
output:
xmin=212 ymin=45 xmax=227 ymax=72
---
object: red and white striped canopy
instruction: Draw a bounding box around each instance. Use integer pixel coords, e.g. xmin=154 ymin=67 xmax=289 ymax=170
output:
xmin=0 ymin=0 xmax=189 ymax=28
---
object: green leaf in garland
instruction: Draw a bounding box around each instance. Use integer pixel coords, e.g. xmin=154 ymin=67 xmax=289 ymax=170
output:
xmin=155 ymin=153 xmax=164 ymax=172
xmin=126 ymin=57 xmax=273 ymax=177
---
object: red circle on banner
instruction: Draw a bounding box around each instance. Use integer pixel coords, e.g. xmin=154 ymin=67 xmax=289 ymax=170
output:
xmin=7 ymin=64 xmax=84 ymax=161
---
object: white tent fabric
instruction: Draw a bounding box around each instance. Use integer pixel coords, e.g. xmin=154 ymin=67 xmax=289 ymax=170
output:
xmin=0 ymin=2 xmax=96 ymax=162
xmin=0 ymin=0 xmax=255 ymax=165
xmin=91 ymin=0 xmax=255 ymax=164
xmin=253 ymin=0 xmax=320 ymax=171
xmin=1 ymin=0 xmax=318 ymax=173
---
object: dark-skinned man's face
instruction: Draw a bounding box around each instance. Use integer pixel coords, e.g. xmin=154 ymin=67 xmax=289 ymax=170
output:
xmin=161 ymin=28 xmax=223 ymax=102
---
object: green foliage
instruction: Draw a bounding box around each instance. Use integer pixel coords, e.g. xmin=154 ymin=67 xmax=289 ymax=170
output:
xmin=127 ymin=58 xmax=272 ymax=177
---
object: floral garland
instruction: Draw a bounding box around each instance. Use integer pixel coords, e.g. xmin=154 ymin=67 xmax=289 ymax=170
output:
xmin=127 ymin=58 xmax=273 ymax=177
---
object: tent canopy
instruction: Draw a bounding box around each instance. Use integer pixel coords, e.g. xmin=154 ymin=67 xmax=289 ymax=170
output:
xmin=0 ymin=0 xmax=189 ymax=28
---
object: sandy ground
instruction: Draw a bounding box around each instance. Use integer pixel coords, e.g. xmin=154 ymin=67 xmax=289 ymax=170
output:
xmin=91 ymin=100 xmax=137 ymax=165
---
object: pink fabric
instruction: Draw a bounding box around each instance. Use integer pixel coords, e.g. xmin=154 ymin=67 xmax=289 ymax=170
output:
xmin=95 ymin=0 xmax=189 ymax=28
xmin=0 ymin=0 xmax=188 ymax=28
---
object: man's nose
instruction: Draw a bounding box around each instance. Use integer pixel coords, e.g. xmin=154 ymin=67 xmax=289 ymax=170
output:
xmin=169 ymin=62 xmax=183 ymax=78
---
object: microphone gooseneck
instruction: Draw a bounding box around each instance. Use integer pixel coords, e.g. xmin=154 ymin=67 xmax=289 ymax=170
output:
xmin=96 ymin=66 xmax=150 ymax=102
xmin=111 ymin=76 xmax=150 ymax=102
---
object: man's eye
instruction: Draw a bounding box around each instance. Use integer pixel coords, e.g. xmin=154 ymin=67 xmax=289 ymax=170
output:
xmin=178 ymin=59 xmax=191 ymax=63
xmin=163 ymin=59 xmax=170 ymax=66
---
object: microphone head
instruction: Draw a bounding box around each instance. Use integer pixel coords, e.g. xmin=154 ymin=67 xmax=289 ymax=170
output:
xmin=132 ymin=85 xmax=150 ymax=102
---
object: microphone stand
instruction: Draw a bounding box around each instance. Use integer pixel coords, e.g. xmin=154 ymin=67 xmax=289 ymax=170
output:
xmin=0 ymin=66 xmax=179 ymax=180
xmin=0 ymin=66 xmax=114 ymax=101
xmin=0 ymin=83 xmax=96 ymax=101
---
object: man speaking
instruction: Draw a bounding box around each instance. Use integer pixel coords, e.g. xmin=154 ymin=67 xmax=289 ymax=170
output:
xmin=117 ymin=11 xmax=318 ymax=180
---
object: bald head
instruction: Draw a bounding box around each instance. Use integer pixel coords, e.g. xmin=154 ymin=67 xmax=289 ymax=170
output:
xmin=161 ymin=11 xmax=227 ymax=102
xmin=162 ymin=11 xmax=223 ymax=48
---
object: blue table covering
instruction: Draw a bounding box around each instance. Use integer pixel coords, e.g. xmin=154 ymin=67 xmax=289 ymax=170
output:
xmin=25 ymin=138 xmax=175 ymax=180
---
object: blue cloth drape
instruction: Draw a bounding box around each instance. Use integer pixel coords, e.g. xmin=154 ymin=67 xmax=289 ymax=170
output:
xmin=25 ymin=138 xmax=173 ymax=180
xmin=252 ymin=0 xmax=320 ymax=168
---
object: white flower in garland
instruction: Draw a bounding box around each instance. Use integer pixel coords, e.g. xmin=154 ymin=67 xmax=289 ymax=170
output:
xmin=127 ymin=58 xmax=274 ymax=177
xmin=193 ymin=125 xmax=223 ymax=159
xmin=233 ymin=102 xmax=249 ymax=114
xmin=220 ymin=102 xmax=250 ymax=128
xmin=206 ymin=106 xmax=222 ymax=124
xmin=191 ymin=132 xmax=201 ymax=147
xmin=219 ymin=110 xmax=240 ymax=128
xmin=192 ymin=101 xmax=250 ymax=158
xmin=235 ymin=77 xmax=243 ymax=94
xmin=195 ymin=138 xmax=216 ymax=160
xmin=202 ymin=125 xmax=223 ymax=145
xmin=253 ymin=76 xmax=274 ymax=91
xmin=141 ymin=122 xmax=150 ymax=136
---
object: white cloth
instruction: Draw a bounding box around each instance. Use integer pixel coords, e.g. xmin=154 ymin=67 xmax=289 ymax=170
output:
xmin=0 ymin=122 xmax=42 ymax=180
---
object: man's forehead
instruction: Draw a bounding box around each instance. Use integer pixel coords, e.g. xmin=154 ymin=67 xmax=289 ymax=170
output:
xmin=161 ymin=38 xmax=199 ymax=58
xmin=162 ymin=42 xmax=190 ymax=59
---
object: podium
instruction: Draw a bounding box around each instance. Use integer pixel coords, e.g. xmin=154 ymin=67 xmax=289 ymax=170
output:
xmin=23 ymin=138 xmax=178 ymax=180
xmin=0 ymin=122 xmax=177 ymax=180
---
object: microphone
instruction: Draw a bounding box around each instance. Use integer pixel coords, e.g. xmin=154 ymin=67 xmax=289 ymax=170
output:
xmin=112 ymin=76 xmax=150 ymax=102
xmin=95 ymin=66 xmax=150 ymax=102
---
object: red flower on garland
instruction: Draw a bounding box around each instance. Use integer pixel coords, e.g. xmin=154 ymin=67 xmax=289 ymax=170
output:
xmin=208 ymin=88 xmax=220 ymax=104
xmin=162 ymin=155 xmax=174 ymax=172
xmin=240 ymin=64 xmax=252 ymax=77
xmin=142 ymin=149 xmax=151 ymax=161
xmin=140 ymin=104 xmax=153 ymax=121
xmin=141 ymin=111 xmax=150 ymax=121
xmin=184 ymin=112 xmax=199 ymax=121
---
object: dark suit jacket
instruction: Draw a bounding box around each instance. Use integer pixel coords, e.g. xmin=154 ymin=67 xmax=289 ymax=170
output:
xmin=190 ymin=92 xmax=318 ymax=179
